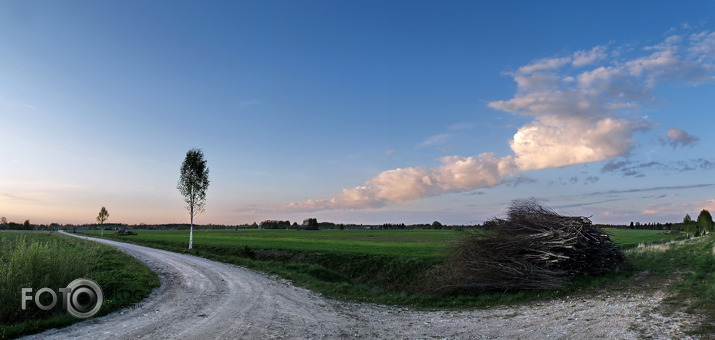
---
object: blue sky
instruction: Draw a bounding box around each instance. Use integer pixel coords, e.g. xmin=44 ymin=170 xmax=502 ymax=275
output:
xmin=1 ymin=1 xmax=714 ymax=225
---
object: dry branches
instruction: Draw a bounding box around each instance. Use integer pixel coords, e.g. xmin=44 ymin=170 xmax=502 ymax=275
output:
xmin=432 ymin=199 xmax=628 ymax=293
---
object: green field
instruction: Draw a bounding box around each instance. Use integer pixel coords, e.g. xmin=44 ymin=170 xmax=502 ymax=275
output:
xmin=603 ymin=228 xmax=679 ymax=246
xmin=91 ymin=229 xmax=459 ymax=257
xmin=84 ymin=228 xmax=668 ymax=255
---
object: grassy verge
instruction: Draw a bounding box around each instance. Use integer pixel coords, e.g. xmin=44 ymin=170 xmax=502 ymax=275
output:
xmin=622 ymin=234 xmax=715 ymax=335
xmin=0 ymin=231 xmax=159 ymax=339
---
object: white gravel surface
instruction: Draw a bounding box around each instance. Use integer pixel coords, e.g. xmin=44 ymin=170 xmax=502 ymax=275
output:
xmin=20 ymin=232 xmax=700 ymax=339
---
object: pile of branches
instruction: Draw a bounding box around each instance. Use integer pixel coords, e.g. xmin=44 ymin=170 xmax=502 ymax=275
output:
xmin=432 ymin=199 xmax=628 ymax=292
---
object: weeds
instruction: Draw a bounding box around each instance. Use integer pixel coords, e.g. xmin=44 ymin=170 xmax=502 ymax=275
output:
xmin=0 ymin=232 xmax=159 ymax=339
xmin=624 ymin=237 xmax=697 ymax=255
xmin=0 ymin=234 xmax=94 ymax=324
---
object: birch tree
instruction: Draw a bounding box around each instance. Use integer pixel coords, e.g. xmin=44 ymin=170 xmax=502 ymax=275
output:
xmin=177 ymin=148 xmax=210 ymax=249
xmin=97 ymin=206 xmax=109 ymax=237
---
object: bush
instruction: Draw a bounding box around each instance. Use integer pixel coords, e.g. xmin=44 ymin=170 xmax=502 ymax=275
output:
xmin=237 ymin=245 xmax=255 ymax=259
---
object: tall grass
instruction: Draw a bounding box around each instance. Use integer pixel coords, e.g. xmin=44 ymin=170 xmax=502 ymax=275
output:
xmin=0 ymin=234 xmax=95 ymax=324
xmin=0 ymin=232 xmax=159 ymax=339
xmin=624 ymin=237 xmax=698 ymax=255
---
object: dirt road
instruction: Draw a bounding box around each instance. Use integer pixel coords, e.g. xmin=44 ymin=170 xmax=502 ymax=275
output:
xmin=21 ymin=232 xmax=697 ymax=339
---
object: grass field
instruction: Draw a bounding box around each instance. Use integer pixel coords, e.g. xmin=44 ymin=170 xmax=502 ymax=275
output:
xmin=83 ymin=228 xmax=667 ymax=255
xmin=0 ymin=231 xmax=159 ymax=339
xmin=91 ymin=229 xmax=459 ymax=257
xmin=603 ymin=228 xmax=679 ymax=247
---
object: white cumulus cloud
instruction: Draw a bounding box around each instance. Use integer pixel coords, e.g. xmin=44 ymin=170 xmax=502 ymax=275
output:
xmin=509 ymin=116 xmax=650 ymax=171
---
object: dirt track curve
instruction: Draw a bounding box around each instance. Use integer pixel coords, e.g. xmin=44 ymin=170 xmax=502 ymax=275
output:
xmin=20 ymin=231 xmax=698 ymax=339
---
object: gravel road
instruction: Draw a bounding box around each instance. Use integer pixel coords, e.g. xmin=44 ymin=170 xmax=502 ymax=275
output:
xmin=21 ymin=232 xmax=698 ymax=339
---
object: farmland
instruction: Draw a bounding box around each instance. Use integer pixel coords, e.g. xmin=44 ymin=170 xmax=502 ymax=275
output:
xmin=602 ymin=228 xmax=682 ymax=247
xmin=88 ymin=229 xmax=459 ymax=257
xmin=82 ymin=228 xmax=667 ymax=256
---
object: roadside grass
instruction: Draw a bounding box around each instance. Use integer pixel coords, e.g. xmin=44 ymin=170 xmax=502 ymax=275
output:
xmin=0 ymin=231 xmax=159 ymax=340
xmin=622 ymin=234 xmax=715 ymax=335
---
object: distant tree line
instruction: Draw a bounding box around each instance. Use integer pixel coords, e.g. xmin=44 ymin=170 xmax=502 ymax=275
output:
xmin=2 ymin=220 xmax=34 ymax=230
xmin=0 ymin=218 xmax=474 ymax=231
xmin=618 ymin=209 xmax=714 ymax=236
xmin=617 ymin=221 xmax=676 ymax=230
xmin=259 ymin=220 xmax=291 ymax=229
xmin=7 ymin=210 xmax=710 ymax=233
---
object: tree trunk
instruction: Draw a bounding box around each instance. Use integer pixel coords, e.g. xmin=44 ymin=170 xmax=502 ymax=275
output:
xmin=189 ymin=205 xmax=194 ymax=249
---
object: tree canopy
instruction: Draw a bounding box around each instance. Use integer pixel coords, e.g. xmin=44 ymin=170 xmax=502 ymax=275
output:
xmin=697 ymin=209 xmax=713 ymax=234
xmin=97 ymin=206 xmax=109 ymax=225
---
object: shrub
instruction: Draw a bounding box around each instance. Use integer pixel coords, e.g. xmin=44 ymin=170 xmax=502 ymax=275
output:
xmin=237 ymin=245 xmax=256 ymax=259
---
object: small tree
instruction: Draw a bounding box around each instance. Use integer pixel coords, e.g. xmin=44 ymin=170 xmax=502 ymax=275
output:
xmin=697 ymin=209 xmax=713 ymax=234
xmin=177 ymin=148 xmax=210 ymax=249
xmin=432 ymin=221 xmax=443 ymax=229
xmin=1 ymin=217 xmax=7 ymax=229
xmin=683 ymin=213 xmax=697 ymax=236
xmin=23 ymin=220 xmax=31 ymax=230
xmin=97 ymin=206 xmax=109 ymax=237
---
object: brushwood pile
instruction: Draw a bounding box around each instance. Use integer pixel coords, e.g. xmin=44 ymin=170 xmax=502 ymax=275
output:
xmin=436 ymin=199 xmax=628 ymax=292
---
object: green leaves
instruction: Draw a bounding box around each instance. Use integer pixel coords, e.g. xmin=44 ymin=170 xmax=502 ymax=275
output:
xmin=97 ymin=206 xmax=109 ymax=224
xmin=178 ymin=148 xmax=210 ymax=213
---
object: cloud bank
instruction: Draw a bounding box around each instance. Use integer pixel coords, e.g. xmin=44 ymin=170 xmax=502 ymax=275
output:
xmin=287 ymin=31 xmax=715 ymax=211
